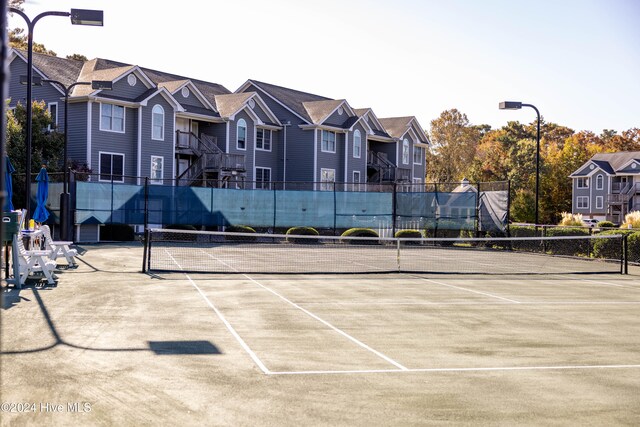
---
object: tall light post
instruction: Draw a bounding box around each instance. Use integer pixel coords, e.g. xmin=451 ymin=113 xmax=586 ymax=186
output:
xmin=9 ymin=7 xmax=103 ymax=219
xmin=499 ymin=101 xmax=541 ymax=226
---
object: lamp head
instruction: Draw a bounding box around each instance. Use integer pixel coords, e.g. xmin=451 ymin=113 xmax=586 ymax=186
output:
xmin=499 ymin=101 xmax=522 ymax=110
xmin=70 ymin=9 xmax=104 ymax=26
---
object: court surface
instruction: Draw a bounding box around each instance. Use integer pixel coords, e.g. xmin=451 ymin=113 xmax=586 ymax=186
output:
xmin=2 ymin=243 xmax=640 ymax=425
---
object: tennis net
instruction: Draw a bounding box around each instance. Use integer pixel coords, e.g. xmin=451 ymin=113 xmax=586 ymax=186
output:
xmin=143 ymin=229 xmax=628 ymax=275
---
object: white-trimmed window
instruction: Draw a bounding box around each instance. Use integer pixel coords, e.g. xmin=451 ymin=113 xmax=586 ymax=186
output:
xmin=596 ymin=196 xmax=603 ymax=210
xmin=402 ymin=138 xmax=410 ymax=165
xmin=577 ymin=177 xmax=589 ymax=189
xmin=100 ymin=103 xmax=125 ymax=133
xmin=255 ymin=167 xmax=271 ymax=189
xmin=413 ymin=146 xmax=422 ymax=164
xmin=47 ymin=102 xmax=58 ymax=131
xmin=152 ymin=105 xmax=164 ymax=141
xmin=321 ymin=130 xmax=336 ymax=153
xmin=256 ymin=129 xmax=272 ymax=151
xmin=237 ymin=119 xmax=247 ymax=150
xmin=99 ymin=152 xmax=124 ymax=182
xmin=577 ymin=196 xmax=589 ymax=209
xmin=596 ymin=174 xmax=603 ymax=190
xmin=353 ymin=130 xmax=361 ymax=158
xmin=320 ymin=168 xmax=335 ymax=191
xmin=352 ymin=170 xmax=361 ymax=191
xmin=150 ymin=156 xmax=164 ymax=184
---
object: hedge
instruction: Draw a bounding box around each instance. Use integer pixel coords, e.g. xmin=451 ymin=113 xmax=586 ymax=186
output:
xmin=341 ymin=228 xmax=379 ymax=244
xmin=286 ymin=226 xmax=320 ymax=244
xmin=592 ymin=230 xmax=636 ymax=261
xmin=544 ymin=227 xmax=590 ymax=256
xmin=224 ymin=225 xmax=257 ymax=242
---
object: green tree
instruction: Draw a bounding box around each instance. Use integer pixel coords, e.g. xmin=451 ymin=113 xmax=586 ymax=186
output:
xmin=6 ymin=100 xmax=64 ymax=175
xmin=427 ymin=109 xmax=484 ymax=182
xmin=66 ymin=53 xmax=88 ymax=61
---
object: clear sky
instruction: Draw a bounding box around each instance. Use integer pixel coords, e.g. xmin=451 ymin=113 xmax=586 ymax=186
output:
xmin=9 ymin=0 xmax=640 ymax=134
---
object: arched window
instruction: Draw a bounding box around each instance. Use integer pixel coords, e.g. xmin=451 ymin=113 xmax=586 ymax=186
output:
xmin=152 ymin=105 xmax=164 ymax=140
xmin=402 ymin=138 xmax=410 ymax=164
xmin=237 ymin=119 xmax=247 ymax=150
xmin=596 ymin=174 xmax=604 ymax=190
xmin=353 ymin=130 xmax=362 ymax=158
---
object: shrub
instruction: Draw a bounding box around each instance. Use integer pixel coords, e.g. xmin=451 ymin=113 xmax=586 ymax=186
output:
xmin=544 ymin=227 xmax=590 ymax=256
xmin=395 ymin=229 xmax=423 ymax=238
xmin=621 ymin=211 xmax=640 ymax=229
xmin=628 ymin=232 xmax=640 ymax=264
xmin=558 ymin=212 xmax=583 ymax=226
xmin=100 ymin=223 xmax=135 ymax=241
xmin=592 ymin=230 xmax=635 ymax=260
xmin=224 ymin=224 xmax=256 ymax=242
xmin=395 ymin=229 xmax=423 ymax=245
xmin=286 ymin=226 xmax=320 ymax=244
xmin=341 ymin=228 xmax=379 ymax=244
xmin=597 ymin=221 xmax=616 ymax=229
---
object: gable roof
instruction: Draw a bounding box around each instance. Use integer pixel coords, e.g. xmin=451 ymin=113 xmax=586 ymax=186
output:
xmin=379 ymin=116 xmax=429 ymax=144
xmin=570 ymin=151 xmax=640 ymax=177
xmin=239 ymin=79 xmax=331 ymax=123
xmin=214 ymin=92 xmax=254 ymax=118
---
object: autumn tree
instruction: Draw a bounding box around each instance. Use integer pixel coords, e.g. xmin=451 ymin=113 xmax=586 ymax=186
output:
xmin=426 ymin=109 xmax=485 ymax=182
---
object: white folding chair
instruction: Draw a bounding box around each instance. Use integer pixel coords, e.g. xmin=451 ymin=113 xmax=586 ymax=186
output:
xmin=14 ymin=236 xmax=58 ymax=285
xmin=40 ymin=225 xmax=78 ymax=267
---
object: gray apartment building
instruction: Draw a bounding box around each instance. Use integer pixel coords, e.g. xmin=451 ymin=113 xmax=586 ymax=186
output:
xmin=570 ymin=151 xmax=640 ymax=223
xmin=9 ymin=49 xmax=428 ymax=191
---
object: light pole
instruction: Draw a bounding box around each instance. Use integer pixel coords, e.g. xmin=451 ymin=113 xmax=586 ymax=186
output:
xmin=9 ymin=7 xmax=103 ymax=220
xmin=40 ymin=79 xmax=112 ymax=241
xmin=499 ymin=101 xmax=541 ymax=226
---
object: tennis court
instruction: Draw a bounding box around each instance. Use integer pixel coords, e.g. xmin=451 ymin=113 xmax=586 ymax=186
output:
xmin=2 ymin=241 xmax=640 ymax=425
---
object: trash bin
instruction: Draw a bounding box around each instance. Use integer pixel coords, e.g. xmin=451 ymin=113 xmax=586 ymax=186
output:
xmin=2 ymin=211 xmax=19 ymax=242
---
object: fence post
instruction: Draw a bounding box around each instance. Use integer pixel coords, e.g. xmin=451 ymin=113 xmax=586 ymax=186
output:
xmin=333 ymin=181 xmax=337 ymax=235
xmin=142 ymin=228 xmax=149 ymax=273
xmin=273 ymin=183 xmax=277 ymax=232
xmin=144 ymin=177 xmax=149 ymax=231
xmin=392 ymin=182 xmax=397 ymax=237
xmin=475 ymin=181 xmax=481 ymax=238
xmin=622 ymin=234 xmax=628 ymax=275
xmin=506 ymin=180 xmax=511 ymax=237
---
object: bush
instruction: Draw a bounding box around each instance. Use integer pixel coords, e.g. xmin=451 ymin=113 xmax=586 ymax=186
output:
xmin=286 ymin=226 xmax=319 ymax=244
xmin=224 ymin=224 xmax=256 ymax=242
xmin=341 ymin=228 xmax=379 ymax=244
xmin=395 ymin=229 xmax=423 ymax=238
xmin=621 ymin=211 xmax=640 ymax=229
xmin=628 ymin=232 xmax=640 ymax=264
xmin=395 ymin=229 xmax=423 ymax=245
xmin=597 ymin=221 xmax=616 ymax=229
xmin=592 ymin=230 xmax=635 ymax=260
xmin=558 ymin=212 xmax=583 ymax=226
xmin=544 ymin=227 xmax=590 ymax=256
xmin=100 ymin=223 xmax=135 ymax=241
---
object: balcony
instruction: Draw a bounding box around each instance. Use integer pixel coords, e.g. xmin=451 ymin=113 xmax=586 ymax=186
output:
xmin=367 ymin=151 xmax=411 ymax=183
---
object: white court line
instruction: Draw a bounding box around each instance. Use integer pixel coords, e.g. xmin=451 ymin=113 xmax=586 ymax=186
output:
xmin=165 ymin=250 xmax=271 ymax=374
xmin=551 ymin=274 xmax=640 ymax=290
xmin=297 ymin=300 xmax=640 ymax=306
xmin=268 ymin=363 xmax=640 ymax=376
xmin=202 ymin=251 xmax=409 ymax=371
xmin=409 ymin=275 xmax=522 ymax=304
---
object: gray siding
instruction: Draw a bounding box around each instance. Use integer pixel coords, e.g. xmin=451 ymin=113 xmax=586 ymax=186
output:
xmin=316 ymin=129 xmax=344 ymax=182
xmin=228 ymin=110 xmax=255 ymax=181
xmin=413 ymin=145 xmax=426 ymax=181
xmin=254 ymin=128 xmax=280 ymax=180
xmin=324 ymin=109 xmax=350 ymax=127
xmin=110 ymin=73 xmax=151 ymax=99
xmin=250 ymin=102 xmax=271 ymax=123
xmin=572 ymin=178 xmax=591 ymax=214
xmin=140 ymin=95 xmax=175 ymax=182
xmin=345 ymin=123 xmax=367 ymax=183
xmin=241 ymin=84 xmax=314 ymax=182
xmin=90 ymin=102 xmax=138 ymax=178
xmin=174 ymin=87 xmax=207 ymax=109
xmin=591 ymin=172 xmax=608 ymax=214
xmin=67 ymin=102 xmax=89 ymax=164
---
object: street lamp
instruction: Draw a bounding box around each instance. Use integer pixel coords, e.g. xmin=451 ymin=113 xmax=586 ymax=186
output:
xmin=499 ymin=101 xmax=541 ymax=226
xmin=9 ymin=7 xmax=103 ymax=220
xmin=40 ymin=80 xmax=112 ymax=241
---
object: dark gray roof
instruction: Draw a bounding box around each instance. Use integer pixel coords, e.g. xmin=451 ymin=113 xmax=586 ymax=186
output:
xmin=248 ymin=80 xmax=332 ymax=123
xmin=182 ymin=104 xmax=221 ymax=118
xmin=571 ymin=151 xmax=640 ymax=176
xmin=26 ymin=50 xmax=84 ymax=87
